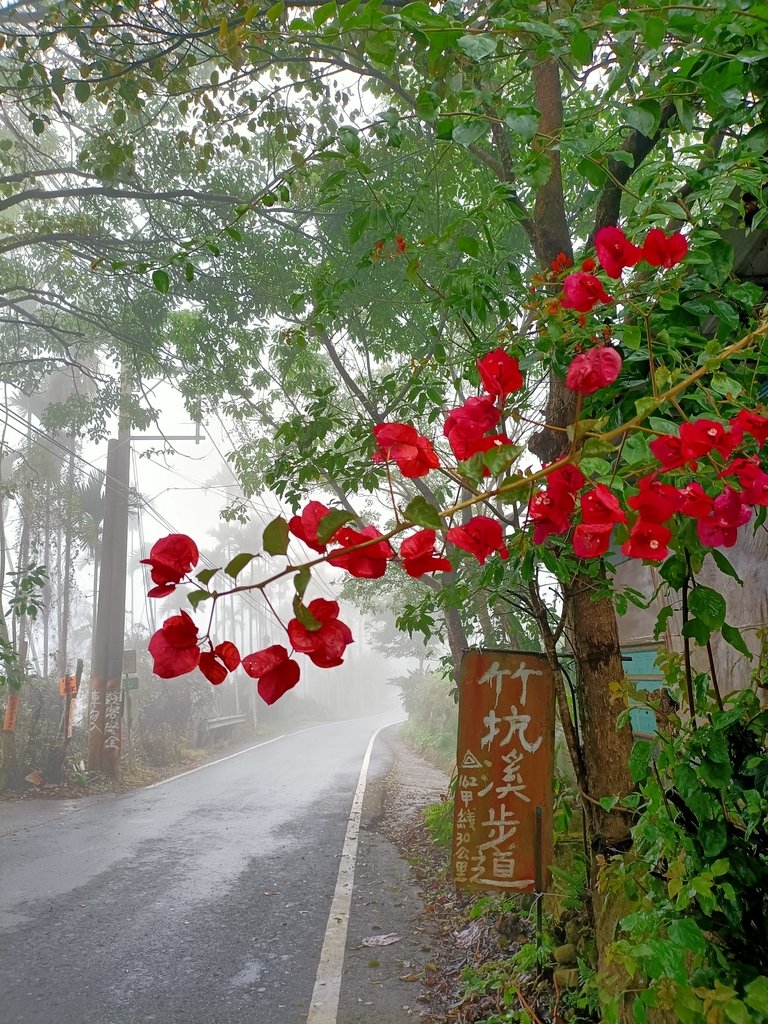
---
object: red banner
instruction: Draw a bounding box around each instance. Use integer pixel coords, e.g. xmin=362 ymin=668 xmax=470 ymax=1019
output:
xmin=452 ymin=650 xmax=555 ymax=893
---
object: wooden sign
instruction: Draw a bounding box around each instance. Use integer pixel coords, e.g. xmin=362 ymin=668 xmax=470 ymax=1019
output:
xmin=452 ymin=650 xmax=555 ymax=893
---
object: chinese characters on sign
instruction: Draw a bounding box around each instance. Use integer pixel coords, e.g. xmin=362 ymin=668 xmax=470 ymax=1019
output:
xmin=452 ymin=651 xmax=555 ymax=893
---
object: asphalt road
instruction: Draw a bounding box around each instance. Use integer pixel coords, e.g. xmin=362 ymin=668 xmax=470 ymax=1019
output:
xmin=0 ymin=710 xmax=403 ymax=1024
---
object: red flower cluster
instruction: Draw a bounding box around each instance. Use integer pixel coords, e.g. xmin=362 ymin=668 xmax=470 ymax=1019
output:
xmin=289 ymin=500 xmax=333 ymax=553
xmin=560 ymin=272 xmax=612 ymax=313
xmin=572 ymin=484 xmax=627 ymax=558
xmin=242 ymin=645 xmax=300 ymax=705
xmin=328 ymin=525 xmax=396 ymax=578
xmin=525 ymin=408 xmax=768 ymax=563
xmin=550 ymin=251 xmax=573 ymax=274
xmin=373 ymin=422 xmax=440 ymax=478
xmin=444 ymin=395 xmax=501 ymax=461
xmin=594 ymin=226 xmax=643 ymax=279
xmin=565 ymin=347 xmax=622 ymax=395
xmin=148 ymin=610 xmax=201 ymax=678
xmin=528 ymin=464 xmax=585 ymax=543
xmin=400 ymin=530 xmax=452 ymax=578
xmin=561 ymin=226 xmax=687 ymax=316
xmin=477 ymin=348 xmax=523 ymax=401
xmin=287 ymin=598 xmax=353 ymax=668
xmin=142 ymin=534 xmax=199 ymax=598
xmin=447 ymin=515 xmax=508 ymax=565
xmin=594 ymin=225 xmax=687 ymax=278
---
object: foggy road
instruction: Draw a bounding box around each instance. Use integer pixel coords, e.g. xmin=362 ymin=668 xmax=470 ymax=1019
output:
xmin=0 ymin=710 xmax=403 ymax=1024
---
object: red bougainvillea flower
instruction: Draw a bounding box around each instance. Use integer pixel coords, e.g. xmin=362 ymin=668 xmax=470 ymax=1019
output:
xmin=400 ymin=530 xmax=452 ymax=578
xmin=477 ymin=348 xmax=524 ymax=401
xmin=148 ymin=610 xmax=200 ymax=678
xmin=594 ymin=226 xmax=643 ymax=279
xmin=198 ymin=640 xmax=241 ymax=686
xmin=641 ymin=228 xmax=688 ymax=268
xmin=627 ymin=475 xmax=681 ymax=523
xmin=697 ymin=487 xmax=752 ymax=548
xmin=548 ymin=464 xmax=586 ymax=495
xmin=621 ymin=520 xmax=672 ymax=561
xmin=649 ymin=433 xmax=686 ymax=470
xmin=287 ymin=598 xmax=354 ymax=668
xmin=142 ymin=534 xmax=199 ymax=598
xmin=452 ymin=432 xmax=515 ymax=471
xmin=580 ymin=484 xmax=627 ymax=525
xmin=679 ymin=418 xmax=742 ymax=461
xmin=725 ymin=458 xmax=768 ymax=506
xmin=566 ymin=347 xmax=622 ymax=395
xmin=678 ymin=482 xmax=714 ymax=519
xmin=242 ymin=645 xmax=301 ymax=705
xmin=443 ymin=396 xmax=500 ymax=461
xmin=328 ymin=525 xmax=396 ymax=579
xmin=732 ymin=409 xmax=768 ymax=446
xmin=560 ymin=272 xmax=612 ymax=313
xmin=528 ymin=463 xmax=586 ymax=543
xmin=289 ymin=500 xmax=332 ymax=553
xmin=573 ymin=522 xmax=615 ymax=558
xmin=447 ymin=516 xmax=508 ymax=565
xmin=373 ymin=422 xmax=440 ymax=478
xmin=529 ymin=489 xmax=574 ymax=543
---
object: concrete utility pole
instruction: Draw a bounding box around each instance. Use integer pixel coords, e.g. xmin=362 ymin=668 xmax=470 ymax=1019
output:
xmin=87 ymin=422 xmax=131 ymax=775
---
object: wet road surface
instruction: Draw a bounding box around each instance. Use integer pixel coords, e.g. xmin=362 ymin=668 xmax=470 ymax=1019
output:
xmin=0 ymin=711 xmax=401 ymax=1024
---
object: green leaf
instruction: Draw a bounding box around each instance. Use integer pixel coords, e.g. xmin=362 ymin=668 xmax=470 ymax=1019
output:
xmin=188 ymin=589 xmax=212 ymax=610
xmin=74 ymin=80 xmax=91 ymax=102
xmin=316 ymin=508 xmax=356 ymax=545
xmin=578 ymin=156 xmax=607 ymax=187
xmin=338 ymin=126 xmax=360 ymax=156
xmin=292 ymin=595 xmax=321 ymax=631
xmin=152 ymin=269 xmax=170 ymax=294
xmin=653 ymin=605 xmax=674 ymax=641
xmin=644 ymin=16 xmax=666 ymax=48
xmin=570 ymin=29 xmax=592 ymax=65
xmin=313 ymin=0 xmax=337 ymax=26
xmin=681 ymin=617 xmax=711 ymax=646
xmin=745 ymin=976 xmax=768 ymax=1016
xmin=625 ymin=99 xmax=660 ymax=138
xmin=404 ymin=495 xmax=443 ymax=530
xmin=262 ymin=516 xmax=290 ymax=556
xmin=293 ymin=565 xmax=311 ymax=599
xmin=709 ymin=549 xmax=743 ymax=585
xmin=688 ymin=585 xmax=726 ymax=630
xmin=483 ymin=443 xmax=524 ymax=477
xmin=629 ymin=739 xmax=652 ymax=783
xmin=659 ymin=554 xmax=687 ymax=591
xmin=667 ymin=918 xmax=705 ymax=955
xmin=196 ymin=568 xmax=220 ymax=586
xmin=504 ymin=111 xmax=539 ymax=141
xmin=224 ymin=552 xmax=256 ymax=579
xmin=634 ymin=396 xmax=658 ymax=419
xmin=722 ymin=622 xmax=751 ymax=658
xmin=457 ymin=235 xmax=480 ymax=258
xmin=452 ymin=120 xmax=489 ymax=147
xmin=456 ymin=33 xmax=498 ymax=61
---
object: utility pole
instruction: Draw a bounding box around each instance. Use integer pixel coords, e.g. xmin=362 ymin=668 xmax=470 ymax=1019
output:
xmin=87 ymin=411 xmax=131 ymax=775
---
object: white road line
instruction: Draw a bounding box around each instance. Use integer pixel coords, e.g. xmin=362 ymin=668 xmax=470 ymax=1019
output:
xmin=306 ymin=722 xmax=390 ymax=1024
xmin=143 ymin=723 xmax=322 ymax=789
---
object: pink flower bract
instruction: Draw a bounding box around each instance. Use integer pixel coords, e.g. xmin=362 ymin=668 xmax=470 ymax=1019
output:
xmin=565 ymin=347 xmax=622 ymax=395
xmin=594 ymin=226 xmax=642 ymax=279
xmin=560 ymin=272 xmax=612 ymax=313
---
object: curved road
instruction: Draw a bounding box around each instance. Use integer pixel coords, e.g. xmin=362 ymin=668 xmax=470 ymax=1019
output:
xmin=0 ymin=710 xmax=403 ymax=1024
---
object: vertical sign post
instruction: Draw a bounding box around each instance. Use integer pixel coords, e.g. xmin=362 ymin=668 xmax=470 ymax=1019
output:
xmin=452 ymin=650 xmax=555 ymax=894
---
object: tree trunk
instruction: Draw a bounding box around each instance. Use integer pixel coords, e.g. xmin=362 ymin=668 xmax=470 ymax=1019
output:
xmin=567 ymin=578 xmax=634 ymax=850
